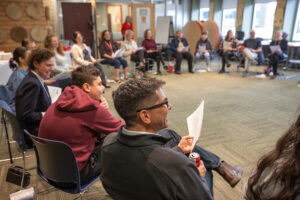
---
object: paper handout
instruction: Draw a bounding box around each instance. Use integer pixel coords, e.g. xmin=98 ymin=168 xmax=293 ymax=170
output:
xmin=187 ymin=100 xmax=204 ymax=152
xmin=113 ymin=49 xmax=125 ymax=58
xmin=270 ymin=45 xmax=281 ymax=53
xmin=48 ymin=86 xmax=62 ymax=103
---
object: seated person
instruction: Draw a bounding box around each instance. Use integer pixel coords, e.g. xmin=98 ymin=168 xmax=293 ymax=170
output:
xmin=121 ymin=30 xmax=145 ymax=69
xmin=101 ymin=78 xmax=243 ymax=200
xmin=268 ymin=30 xmax=288 ymax=79
xmin=99 ymin=30 xmax=128 ymax=83
xmin=21 ymin=38 xmax=36 ymax=50
xmin=15 ymin=48 xmax=54 ymax=144
xmin=71 ymin=31 xmax=110 ymax=88
xmin=219 ymin=30 xmax=238 ymax=73
xmin=7 ymin=47 xmax=29 ymax=113
xmin=239 ymin=29 xmax=263 ymax=76
xmin=194 ymin=30 xmax=213 ymax=72
xmin=39 ymin=66 xmax=124 ymax=185
xmin=170 ymin=30 xmax=193 ymax=74
xmin=45 ymin=34 xmax=72 ymax=90
xmin=142 ymin=29 xmax=168 ymax=75
xmin=244 ymin=112 xmax=300 ymax=200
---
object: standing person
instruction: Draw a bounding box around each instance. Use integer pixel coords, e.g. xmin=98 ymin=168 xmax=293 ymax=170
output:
xmin=101 ymin=78 xmax=244 ymax=200
xmin=268 ymin=30 xmax=288 ymax=79
xmin=39 ymin=66 xmax=124 ymax=185
xmin=21 ymin=38 xmax=36 ymax=50
xmin=219 ymin=30 xmax=238 ymax=73
xmin=7 ymin=47 xmax=29 ymax=113
xmin=99 ymin=30 xmax=128 ymax=83
xmin=170 ymin=30 xmax=194 ymax=74
xmin=121 ymin=16 xmax=133 ymax=40
xmin=244 ymin=112 xmax=300 ymax=200
xmin=240 ymin=29 xmax=263 ymax=76
xmin=15 ymin=48 xmax=54 ymax=145
xmin=121 ymin=30 xmax=145 ymax=69
xmin=71 ymin=31 xmax=110 ymax=88
xmin=194 ymin=30 xmax=213 ymax=72
xmin=142 ymin=29 xmax=168 ymax=75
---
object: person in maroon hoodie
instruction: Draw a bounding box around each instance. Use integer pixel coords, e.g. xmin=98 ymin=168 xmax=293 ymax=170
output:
xmin=39 ymin=65 xmax=124 ymax=185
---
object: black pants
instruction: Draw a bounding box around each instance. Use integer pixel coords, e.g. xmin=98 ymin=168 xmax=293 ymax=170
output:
xmin=80 ymin=144 xmax=102 ymax=185
xmin=158 ymin=129 xmax=220 ymax=196
xmin=147 ymin=51 xmax=166 ymax=73
xmin=174 ymin=52 xmax=193 ymax=72
xmin=131 ymin=50 xmax=144 ymax=63
xmin=269 ymin=52 xmax=285 ymax=75
xmin=221 ymin=51 xmax=234 ymax=70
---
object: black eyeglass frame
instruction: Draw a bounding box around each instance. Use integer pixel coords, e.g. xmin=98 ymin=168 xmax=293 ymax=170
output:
xmin=136 ymin=98 xmax=169 ymax=112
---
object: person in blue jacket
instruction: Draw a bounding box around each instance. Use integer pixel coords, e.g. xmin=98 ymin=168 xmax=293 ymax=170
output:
xmin=170 ymin=30 xmax=194 ymax=74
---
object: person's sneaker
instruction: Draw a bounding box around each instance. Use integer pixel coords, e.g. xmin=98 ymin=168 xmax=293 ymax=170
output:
xmin=156 ymin=71 xmax=162 ymax=75
xmin=216 ymin=161 xmax=244 ymax=188
xmin=227 ymin=63 xmax=231 ymax=68
xmin=271 ymin=74 xmax=277 ymax=79
xmin=219 ymin=69 xmax=225 ymax=73
xmin=163 ymin=65 xmax=169 ymax=71
xmin=174 ymin=71 xmax=181 ymax=75
xmin=206 ymin=67 xmax=211 ymax=72
xmin=189 ymin=70 xmax=194 ymax=73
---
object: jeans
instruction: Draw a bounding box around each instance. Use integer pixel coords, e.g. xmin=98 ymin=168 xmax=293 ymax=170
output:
xmin=194 ymin=52 xmax=210 ymax=67
xmin=93 ymin=62 xmax=107 ymax=86
xmin=158 ymin=129 xmax=221 ymax=196
xmin=101 ymin=57 xmax=128 ymax=69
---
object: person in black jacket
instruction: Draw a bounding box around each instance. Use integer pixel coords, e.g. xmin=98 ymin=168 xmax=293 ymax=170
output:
xmin=15 ymin=48 xmax=54 ymax=145
xmin=101 ymin=78 xmax=243 ymax=200
xmin=269 ymin=30 xmax=288 ymax=79
xmin=99 ymin=30 xmax=128 ymax=83
xmin=194 ymin=30 xmax=213 ymax=72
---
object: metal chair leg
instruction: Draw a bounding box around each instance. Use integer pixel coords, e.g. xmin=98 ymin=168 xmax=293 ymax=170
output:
xmin=20 ymin=151 xmax=26 ymax=189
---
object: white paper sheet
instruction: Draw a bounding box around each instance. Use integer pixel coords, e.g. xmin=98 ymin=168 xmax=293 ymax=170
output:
xmin=48 ymin=86 xmax=62 ymax=103
xmin=187 ymin=100 xmax=204 ymax=152
xmin=113 ymin=49 xmax=125 ymax=58
xmin=270 ymin=45 xmax=281 ymax=53
xmin=198 ymin=45 xmax=206 ymax=52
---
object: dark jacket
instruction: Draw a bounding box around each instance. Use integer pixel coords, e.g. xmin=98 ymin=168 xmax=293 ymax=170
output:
xmin=195 ymin=38 xmax=213 ymax=54
xmin=170 ymin=37 xmax=189 ymax=54
xmin=101 ymin=127 xmax=213 ymax=200
xmin=39 ymin=86 xmax=124 ymax=170
xmin=15 ymin=71 xmax=51 ymax=136
xmin=270 ymin=39 xmax=288 ymax=54
xmin=99 ymin=40 xmax=118 ymax=58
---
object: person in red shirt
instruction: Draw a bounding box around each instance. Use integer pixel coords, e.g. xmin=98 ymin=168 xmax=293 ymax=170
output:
xmin=121 ymin=16 xmax=133 ymax=39
xmin=39 ymin=66 xmax=124 ymax=185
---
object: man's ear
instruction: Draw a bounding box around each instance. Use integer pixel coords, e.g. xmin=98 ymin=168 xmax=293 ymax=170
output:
xmin=33 ymin=60 xmax=39 ymax=69
xmin=82 ymin=82 xmax=91 ymax=93
xmin=138 ymin=110 xmax=151 ymax=125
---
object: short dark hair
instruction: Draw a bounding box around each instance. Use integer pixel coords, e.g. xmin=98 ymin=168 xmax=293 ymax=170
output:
xmin=9 ymin=47 xmax=27 ymax=70
xmin=202 ymin=30 xmax=208 ymax=35
xmin=21 ymin=38 xmax=34 ymax=48
xmin=27 ymin=48 xmax=54 ymax=70
xmin=72 ymin=66 xmax=100 ymax=88
xmin=112 ymin=78 xmax=165 ymax=126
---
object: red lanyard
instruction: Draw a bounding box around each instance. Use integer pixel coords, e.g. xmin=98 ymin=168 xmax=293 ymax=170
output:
xmin=105 ymin=41 xmax=113 ymax=51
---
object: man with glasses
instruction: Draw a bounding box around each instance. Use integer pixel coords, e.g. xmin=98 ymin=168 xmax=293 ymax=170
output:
xmin=101 ymin=78 xmax=243 ymax=200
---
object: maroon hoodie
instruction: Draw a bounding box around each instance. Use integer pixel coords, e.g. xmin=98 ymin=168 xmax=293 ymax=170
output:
xmin=39 ymin=86 xmax=124 ymax=170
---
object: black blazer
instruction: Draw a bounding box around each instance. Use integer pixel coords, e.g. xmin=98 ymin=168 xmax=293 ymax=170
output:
xmin=15 ymin=71 xmax=51 ymax=136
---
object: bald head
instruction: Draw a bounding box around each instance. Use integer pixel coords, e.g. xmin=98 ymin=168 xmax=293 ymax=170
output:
xmin=250 ymin=30 xmax=255 ymax=39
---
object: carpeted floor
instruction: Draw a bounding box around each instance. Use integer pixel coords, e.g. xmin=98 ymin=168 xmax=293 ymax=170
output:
xmin=0 ymin=60 xmax=299 ymax=199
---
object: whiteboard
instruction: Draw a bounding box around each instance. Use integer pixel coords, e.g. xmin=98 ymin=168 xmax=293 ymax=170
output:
xmin=155 ymin=16 xmax=172 ymax=44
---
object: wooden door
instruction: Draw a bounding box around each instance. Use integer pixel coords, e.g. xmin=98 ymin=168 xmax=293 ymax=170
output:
xmin=61 ymin=3 xmax=94 ymax=49
xmin=132 ymin=3 xmax=155 ymax=45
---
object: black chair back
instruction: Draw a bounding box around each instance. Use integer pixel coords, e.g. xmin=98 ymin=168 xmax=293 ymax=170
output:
xmin=0 ymin=100 xmax=29 ymax=151
xmin=24 ymin=130 xmax=81 ymax=192
xmin=236 ymin=31 xmax=245 ymax=41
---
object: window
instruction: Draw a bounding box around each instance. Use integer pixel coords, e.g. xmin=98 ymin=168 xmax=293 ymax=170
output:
xmin=252 ymin=0 xmax=277 ymax=40
xmin=199 ymin=0 xmax=209 ymax=21
xmin=221 ymin=0 xmax=237 ymax=36
xmin=292 ymin=0 xmax=300 ymax=41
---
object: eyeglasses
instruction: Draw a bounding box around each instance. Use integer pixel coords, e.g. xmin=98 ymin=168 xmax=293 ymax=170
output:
xmin=136 ymin=98 xmax=169 ymax=112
